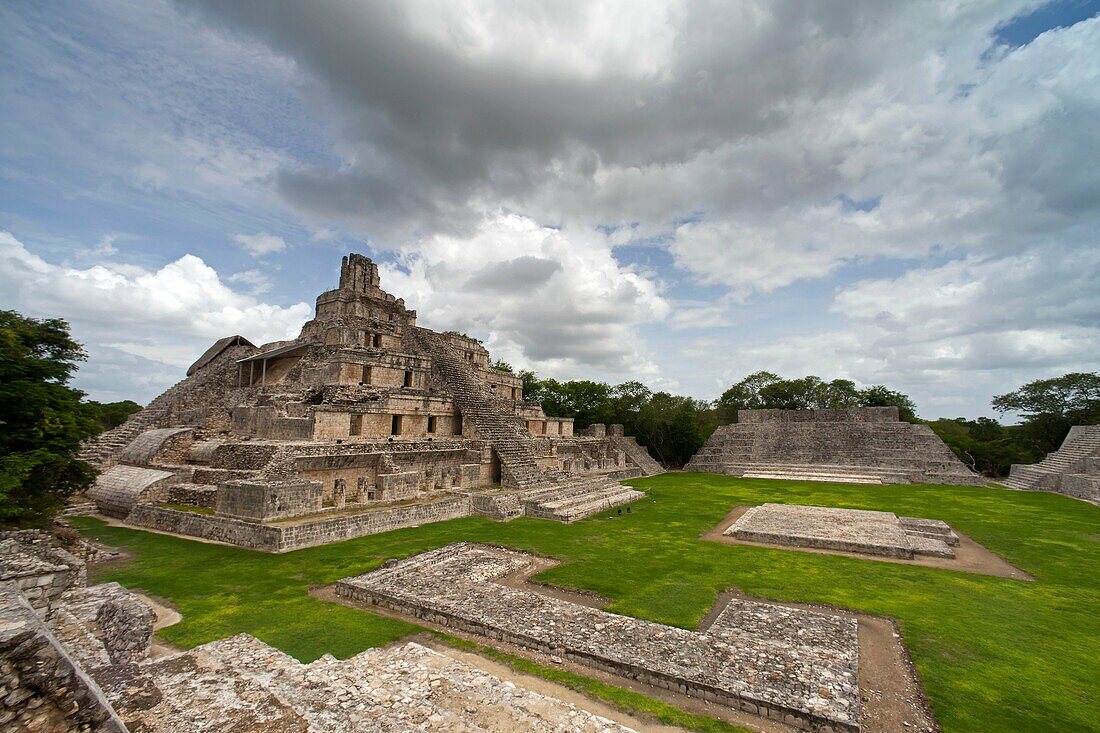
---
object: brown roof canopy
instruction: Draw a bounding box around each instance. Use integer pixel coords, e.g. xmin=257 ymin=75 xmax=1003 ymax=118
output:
xmin=186 ymin=335 xmax=257 ymax=376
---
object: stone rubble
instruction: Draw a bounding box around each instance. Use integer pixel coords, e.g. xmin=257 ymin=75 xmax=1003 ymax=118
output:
xmin=1 ymin=531 xmax=645 ymax=733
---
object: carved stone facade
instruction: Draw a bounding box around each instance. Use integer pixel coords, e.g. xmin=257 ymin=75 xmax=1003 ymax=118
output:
xmin=81 ymin=254 xmax=661 ymax=549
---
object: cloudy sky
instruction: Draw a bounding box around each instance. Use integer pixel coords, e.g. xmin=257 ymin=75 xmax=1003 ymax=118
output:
xmin=2 ymin=0 xmax=1098 ymax=419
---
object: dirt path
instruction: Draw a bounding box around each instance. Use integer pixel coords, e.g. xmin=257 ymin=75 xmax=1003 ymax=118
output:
xmin=703 ymin=506 xmax=1032 ymax=580
xmin=131 ymin=591 xmax=185 ymax=658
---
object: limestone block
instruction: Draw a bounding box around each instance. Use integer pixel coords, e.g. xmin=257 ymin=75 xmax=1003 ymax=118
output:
xmin=215 ymin=479 xmax=323 ymax=521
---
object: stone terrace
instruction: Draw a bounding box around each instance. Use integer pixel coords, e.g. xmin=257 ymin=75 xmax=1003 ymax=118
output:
xmin=337 ymin=543 xmax=861 ymax=733
xmin=726 ymin=504 xmax=959 ymax=559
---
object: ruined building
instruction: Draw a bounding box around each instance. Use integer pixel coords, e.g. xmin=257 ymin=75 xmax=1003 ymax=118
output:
xmin=1003 ymin=424 xmax=1100 ymax=502
xmin=685 ymin=407 xmax=984 ymax=485
xmin=81 ymin=254 xmax=659 ymax=550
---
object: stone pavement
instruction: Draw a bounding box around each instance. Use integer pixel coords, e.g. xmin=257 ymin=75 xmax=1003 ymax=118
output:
xmin=725 ymin=504 xmax=958 ymax=559
xmin=337 ymin=543 xmax=861 ymax=732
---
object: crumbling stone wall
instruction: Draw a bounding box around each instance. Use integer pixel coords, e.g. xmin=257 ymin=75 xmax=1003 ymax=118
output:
xmin=0 ymin=590 xmax=126 ymax=733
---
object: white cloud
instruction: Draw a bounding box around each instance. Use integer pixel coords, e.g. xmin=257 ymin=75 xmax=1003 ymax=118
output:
xmin=233 ymin=232 xmax=287 ymax=258
xmin=0 ymin=231 xmax=311 ymax=400
xmin=227 ymin=268 xmax=274 ymax=294
xmin=379 ymin=212 xmax=668 ymax=381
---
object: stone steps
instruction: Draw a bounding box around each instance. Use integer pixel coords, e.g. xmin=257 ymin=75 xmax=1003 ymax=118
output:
xmin=686 ymin=420 xmax=985 ymax=485
xmin=1004 ymin=427 xmax=1100 ymax=497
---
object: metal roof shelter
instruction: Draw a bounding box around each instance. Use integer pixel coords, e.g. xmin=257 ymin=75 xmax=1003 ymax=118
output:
xmin=236 ymin=342 xmax=310 ymax=386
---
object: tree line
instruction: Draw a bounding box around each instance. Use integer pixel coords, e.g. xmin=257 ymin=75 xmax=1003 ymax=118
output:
xmin=503 ymin=363 xmax=1100 ymax=475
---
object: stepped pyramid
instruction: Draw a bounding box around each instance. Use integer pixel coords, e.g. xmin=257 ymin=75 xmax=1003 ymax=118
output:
xmin=686 ymin=407 xmax=985 ymax=486
xmin=1002 ymin=425 xmax=1100 ymax=503
xmin=79 ymin=253 xmax=653 ymax=546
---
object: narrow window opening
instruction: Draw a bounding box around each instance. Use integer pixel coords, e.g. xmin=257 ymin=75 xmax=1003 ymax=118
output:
xmin=403 ymin=370 xmax=413 ymax=387
xmin=372 ymin=334 xmax=383 ymax=347
xmin=454 ymin=413 xmax=463 ymax=435
xmin=427 ymin=416 xmax=437 ymax=434
xmin=390 ymin=414 xmax=402 ymax=436
xmin=349 ymin=414 xmax=363 ymax=436
xmin=362 ymin=365 xmax=372 ymax=384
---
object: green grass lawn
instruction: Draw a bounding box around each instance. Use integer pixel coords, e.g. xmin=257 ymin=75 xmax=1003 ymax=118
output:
xmin=72 ymin=473 xmax=1100 ymax=733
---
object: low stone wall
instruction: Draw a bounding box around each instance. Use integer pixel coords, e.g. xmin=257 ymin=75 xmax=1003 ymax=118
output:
xmin=166 ymin=483 xmax=217 ymax=508
xmin=0 ymin=531 xmax=85 ymax=612
xmin=216 ymin=479 xmax=323 ymax=521
xmin=277 ymin=496 xmax=471 ymax=551
xmin=128 ymin=496 xmax=473 ymax=552
xmin=128 ymin=505 xmax=283 ymax=550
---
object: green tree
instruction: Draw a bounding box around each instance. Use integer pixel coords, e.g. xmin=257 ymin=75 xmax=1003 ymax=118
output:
xmin=992 ymin=372 xmax=1100 ymax=454
xmin=858 ymin=385 xmax=919 ymax=422
xmin=0 ymin=311 xmax=99 ymax=525
xmin=716 ymin=372 xmax=919 ymax=422
xmin=926 ymin=417 xmax=1038 ymax=477
xmin=818 ymin=379 xmax=861 ymax=408
xmin=714 ymin=371 xmax=781 ymax=422
xmin=489 ymin=359 xmax=514 ymax=374
xmin=634 ymin=392 xmax=704 ymax=467
xmin=82 ymin=399 xmax=142 ymax=431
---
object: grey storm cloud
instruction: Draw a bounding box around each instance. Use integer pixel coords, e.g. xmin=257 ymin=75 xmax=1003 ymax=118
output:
xmin=464 ymin=256 xmax=562 ymax=293
xmin=176 ymin=0 xmax=1040 ymax=242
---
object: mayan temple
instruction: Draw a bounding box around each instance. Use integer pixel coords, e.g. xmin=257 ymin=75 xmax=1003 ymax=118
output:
xmin=685 ymin=407 xmax=984 ymax=485
xmin=80 ymin=254 xmax=660 ymax=551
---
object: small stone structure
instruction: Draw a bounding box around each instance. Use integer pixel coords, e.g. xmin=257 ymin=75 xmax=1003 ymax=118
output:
xmin=0 ymin=532 xmax=644 ymax=732
xmin=78 ymin=253 xmax=660 ymax=549
xmin=337 ymin=543 xmax=861 ymax=733
xmin=725 ymin=504 xmax=959 ymax=559
xmin=686 ymin=407 xmax=984 ymax=486
xmin=1003 ymin=425 xmax=1100 ymax=503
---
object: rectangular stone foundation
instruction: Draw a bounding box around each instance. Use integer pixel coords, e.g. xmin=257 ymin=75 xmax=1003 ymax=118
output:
xmin=726 ymin=504 xmax=957 ymax=559
xmin=336 ymin=543 xmax=861 ymax=732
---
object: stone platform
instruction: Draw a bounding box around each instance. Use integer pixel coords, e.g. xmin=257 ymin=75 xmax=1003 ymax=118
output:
xmin=686 ymin=407 xmax=984 ymax=486
xmin=725 ymin=504 xmax=958 ymax=559
xmin=337 ymin=543 xmax=861 ymax=732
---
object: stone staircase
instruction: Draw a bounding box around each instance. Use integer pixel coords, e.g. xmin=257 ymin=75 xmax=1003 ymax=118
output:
xmin=411 ymin=328 xmax=547 ymax=489
xmin=411 ymin=328 xmax=644 ymax=521
xmin=609 ymin=436 xmax=664 ymax=476
xmin=1002 ymin=425 xmax=1100 ymax=502
xmin=78 ymin=405 xmax=170 ymax=468
xmin=519 ymin=476 xmax=644 ymax=522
